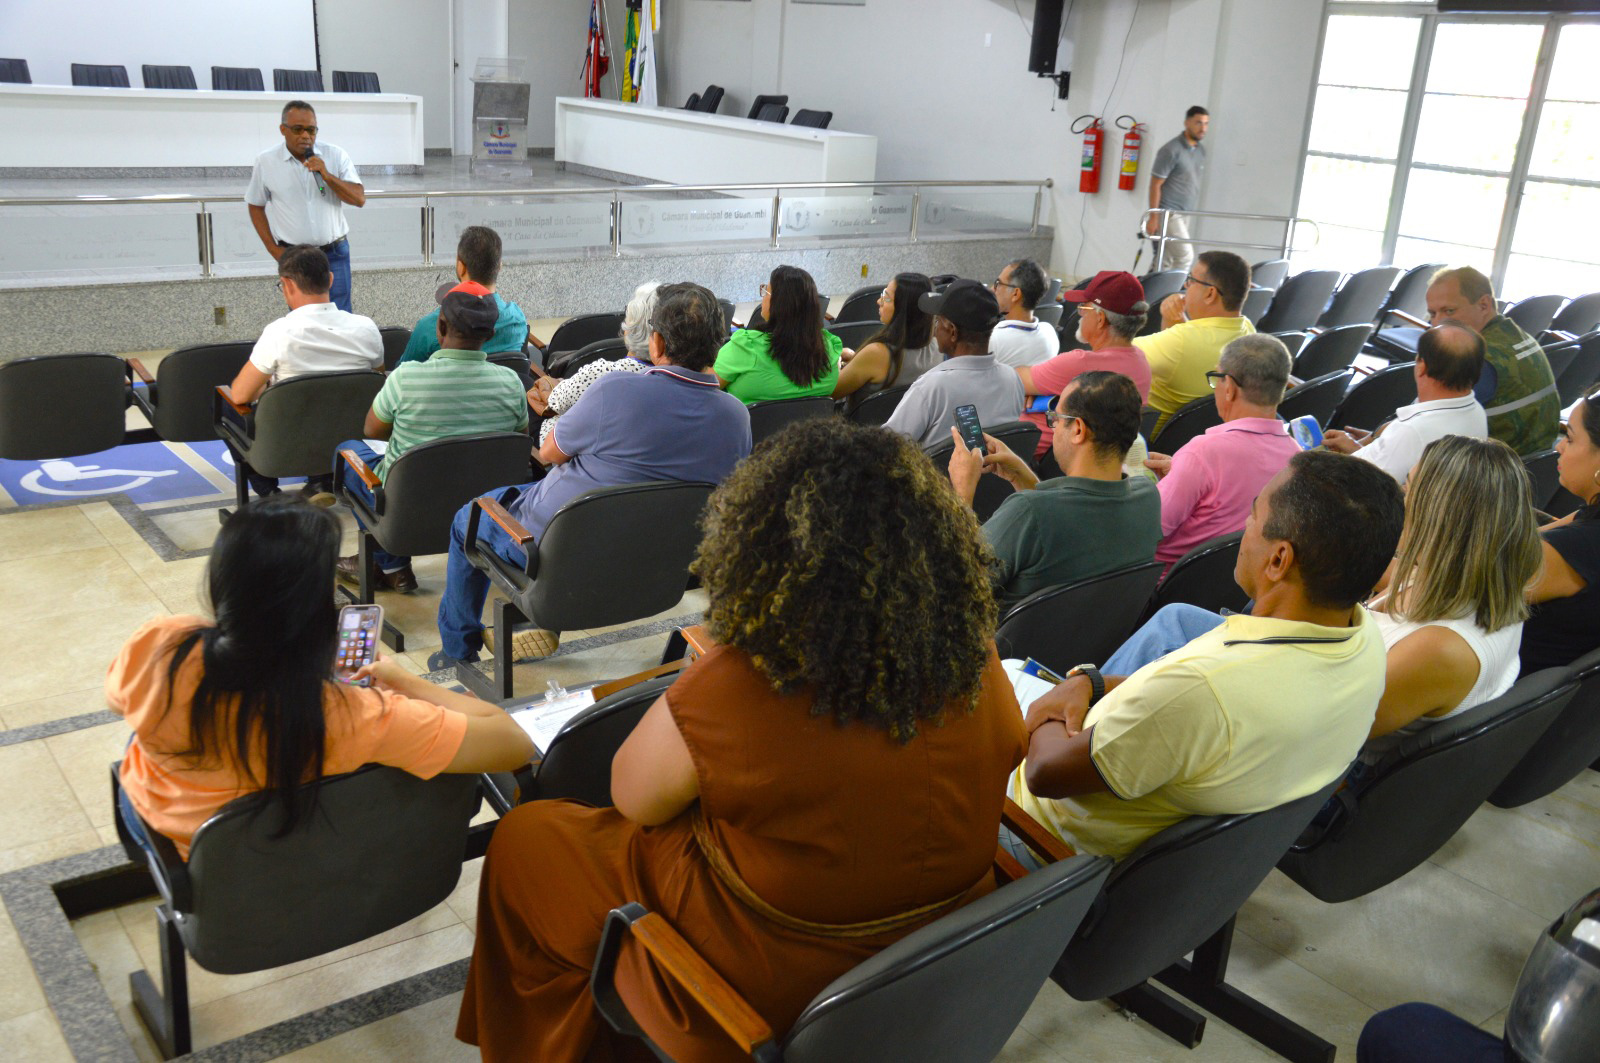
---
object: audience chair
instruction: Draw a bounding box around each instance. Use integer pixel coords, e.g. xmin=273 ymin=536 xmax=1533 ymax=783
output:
xmin=1034 ymin=304 xmax=1065 ymax=329
xmin=1142 ymin=532 xmax=1248 ymax=621
xmin=1315 ymin=266 xmax=1401 ymax=330
xmin=592 ymin=832 xmax=1110 ymax=1063
xmin=546 ymin=312 xmax=626 ymax=363
xmin=693 ymin=85 xmax=725 ymax=113
xmin=749 ymin=396 xmax=836 ymax=448
xmin=1148 ymin=394 xmax=1223 ymax=456
xmin=1240 ymin=286 xmax=1274 ymax=326
xmin=0 ymin=353 xmax=133 ymax=460
xmin=929 ymin=274 xmax=961 ymax=292
xmin=1330 ymin=361 xmax=1417 ymax=433
xmin=1139 ymin=406 xmax=1161 ymax=440
xmin=1373 ymin=262 xmax=1443 ymax=332
xmin=833 ymin=285 xmax=884 ymax=324
xmin=378 ymin=325 xmax=412 ymax=371
xmin=747 ymin=94 xmax=788 ymax=120
xmin=825 ymin=320 xmax=882 ymax=351
xmin=140 ymin=65 xmax=195 ymax=89
xmin=1554 ymin=330 xmax=1600 ymax=407
xmin=718 ymin=298 xmax=737 ymax=333
xmin=791 ymin=109 xmax=833 ymax=129
xmin=1547 ymin=292 xmax=1600 ymax=338
xmin=273 ymin=68 xmax=325 ymax=93
xmin=1249 ymin=259 xmax=1290 ymax=291
xmin=923 ymin=421 xmax=1041 ymax=521
xmin=483 ymin=673 xmax=676 ymax=815
xmin=210 ymin=66 xmax=264 ymax=91
xmin=845 ymin=384 xmax=911 ymax=427
xmin=126 ymin=342 xmax=253 ymax=442
xmin=1256 ymin=270 xmax=1341 ymax=334
xmin=460 ymin=480 xmax=715 ymax=701
xmin=755 ymin=102 xmax=790 ymax=123
xmin=71 ymin=63 xmax=129 ymax=87
xmin=995 ymin=562 xmax=1164 ymax=674
xmin=487 ymin=350 xmax=538 ymax=393
xmin=0 ymin=58 xmax=31 ymax=84
xmin=1522 ymin=449 xmax=1562 ymax=512
xmin=1291 ymin=323 xmax=1372 ymax=379
xmin=331 ymin=70 xmax=380 ymax=93
xmin=213 ymin=369 xmax=383 ymax=515
xmin=1051 ymin=782 xmax=1343 ymax=1062
xmin=1138 ymin=270 xmax=1186 ymax=335
xmin=1279 ymin=667 xmax=1577 ymax=905
xmin=1505 ymin=294 xmax=1566 ymax=338
xmin=1278 ymin=368 xmax=1355 ymax=429
xmin=336 ymin=433 xmax=531 ymax=650
xmin=1044 ymin=277 xmax=1065 ymax=304
xmin=546 ymin=337 xmax=628 ymax=379
xmin=1492 ymin=648 xmax=1600 ymax=808
xmin=682 ymin=92 xmax=701 ymax=110
xmin=112 ymin=763 xmax=481 ymax=1059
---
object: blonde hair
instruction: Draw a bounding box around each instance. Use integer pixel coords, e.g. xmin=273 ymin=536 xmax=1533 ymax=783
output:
xmin=1429 ymin=265 xmax=1494 ymax=305
xmin=1388 ymin=435 xmax=1540 ymax=632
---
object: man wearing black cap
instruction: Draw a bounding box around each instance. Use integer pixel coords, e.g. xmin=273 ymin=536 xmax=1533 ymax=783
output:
xmin=883 ymin=279 xmax=1025 ymax=446
xmin=333 ymin=281 xmax=529 ymax=592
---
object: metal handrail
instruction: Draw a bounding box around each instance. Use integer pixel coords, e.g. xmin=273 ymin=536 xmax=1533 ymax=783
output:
xmin=1139 ymin=207 xmax=1320 ymax=262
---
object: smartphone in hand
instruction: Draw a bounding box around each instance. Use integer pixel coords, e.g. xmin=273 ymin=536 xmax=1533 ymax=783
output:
xmin=954 ymin=403 xmax=984 ymax=452
xmin=334 ymin=604 xmax=383 ymax=686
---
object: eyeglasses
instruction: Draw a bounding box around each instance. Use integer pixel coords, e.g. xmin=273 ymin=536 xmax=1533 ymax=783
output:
xmin=274 ymin=278 xmax=284 ymax=292
xmin=1184 ymin=274 xmax=1217 ymax=290
xmin=991 ymin=278 xmax=1017 ymax=290
xmin=1045 ymin=410 xmax=1078 ymax=428
xmin=284 ymin=124 xmax=318 ymax=136
xmin=759 ymin=283 xmax=771 ymax=298
xmin=1205 ymin=370 xmax=1235 ymax=390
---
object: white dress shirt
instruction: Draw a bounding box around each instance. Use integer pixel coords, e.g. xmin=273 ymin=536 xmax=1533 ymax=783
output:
xmin=249 ymin=302 xmax=383 ymax=383
xmin=244 ymin=143 xmax=361 ymax=246
xmin=1354 ymin=394 xmax=1488 ymax=485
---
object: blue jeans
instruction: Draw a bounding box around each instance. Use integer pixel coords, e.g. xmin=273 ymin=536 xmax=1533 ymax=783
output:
xmin=1102 ymin=603 xmax=1226 ymax=675
xmin=336 ymin=439 xmax=408 ymax=572
xmin=437 ymin=486 xmax=535 ymax=660
xmin=1357 ymin=1004 xmax=1506 ymax=1063
xmin=326 ymin=238 xmax=352 ymax=312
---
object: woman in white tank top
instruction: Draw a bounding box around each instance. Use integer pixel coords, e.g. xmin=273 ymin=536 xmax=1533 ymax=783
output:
xmin=1359 ymin=435 xmax=1543 ymax=763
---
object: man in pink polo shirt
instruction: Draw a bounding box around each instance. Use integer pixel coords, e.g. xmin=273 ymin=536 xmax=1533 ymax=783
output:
xmin=1018 ymin=271 xmax=1153 ymax=461
xmin=1147 ymin=333 xmax=1299 ymax=571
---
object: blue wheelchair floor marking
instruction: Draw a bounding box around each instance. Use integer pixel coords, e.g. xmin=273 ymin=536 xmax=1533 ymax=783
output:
xmin=187 ymin=440 xmax=306 ymax=489
xmin=0 ymin=442 xmax=220 ymax=506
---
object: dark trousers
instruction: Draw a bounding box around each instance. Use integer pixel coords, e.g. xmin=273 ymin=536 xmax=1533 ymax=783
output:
xmin=1357 ymin=1004 xmax=1508 ymax=1063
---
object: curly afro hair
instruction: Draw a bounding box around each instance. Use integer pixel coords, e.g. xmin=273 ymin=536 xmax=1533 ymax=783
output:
xmin=693 ymin=418 xmax=997 ymax=741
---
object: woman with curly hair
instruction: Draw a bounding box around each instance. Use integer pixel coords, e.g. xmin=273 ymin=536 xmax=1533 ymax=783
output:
xmin=458 ymin=419 xmax=1027 ymax=1063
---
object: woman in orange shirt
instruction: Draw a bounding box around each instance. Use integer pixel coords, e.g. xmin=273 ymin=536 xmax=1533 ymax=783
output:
xmin=109 ymin=499 xmax=532 ymax=858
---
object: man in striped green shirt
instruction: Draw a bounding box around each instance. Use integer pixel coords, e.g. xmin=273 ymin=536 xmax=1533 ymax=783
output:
xmin=336 ymin=281 xmax=529 ymax=591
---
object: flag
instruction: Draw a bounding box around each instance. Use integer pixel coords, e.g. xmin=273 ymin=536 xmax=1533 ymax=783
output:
xmin=582 ymin=0 xmax=609 ymax=98
xmin=633 ymin=0 xmax=657 ymax=107
xmin=621 ymin=2 xmax=639 ymax=102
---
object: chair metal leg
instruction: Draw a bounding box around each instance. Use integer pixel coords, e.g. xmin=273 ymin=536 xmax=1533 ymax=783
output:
xmin=455 ymin=597 xmax=524 ymax=704
xmin=221 ymin=442 xmax=249 ymax=524
xmin=1106 ymin=980 xmax=1207 ymax=1047
xmin=129 ymin=904 xmax=191 ymax=1059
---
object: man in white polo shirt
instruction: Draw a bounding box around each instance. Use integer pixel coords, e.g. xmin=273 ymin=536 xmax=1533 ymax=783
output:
xmin=228 ymin=244 xmax=383 ymax=499
xmin=1321 ymin=321 xmax=1488 ymax=486
xmin=988 ymin=258 xmax=1059 ymax=368
xmin=245 ymin=100 xmax=366 ymax=312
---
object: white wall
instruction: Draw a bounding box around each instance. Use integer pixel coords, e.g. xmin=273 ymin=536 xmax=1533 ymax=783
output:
xmin=509 ymin=0 xmax=594 ymax=148
xmin=0 ymin=0 xmax=315 ymax=88
xmin=316 ymin=0 xmax=454 ymax=151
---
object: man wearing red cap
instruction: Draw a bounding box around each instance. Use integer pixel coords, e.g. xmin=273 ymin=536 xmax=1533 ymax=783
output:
xmin=1017 ymin=271 xmax=1152 ymax=461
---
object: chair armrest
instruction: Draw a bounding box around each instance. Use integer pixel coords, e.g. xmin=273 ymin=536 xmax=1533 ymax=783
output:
xmin=588 ymin=658 xmax=689 ymax=703
xmin=591 ymin=904 xmax=777 ymax=1060
xmin=126 ymin=357 xmax=156 ymax=386
xmin=214 ymin=384 xmax=252 ymax=417
xmin=338 ymin=448 xmax=381 ymax=490
xmin=993 ymin=846 xmax=1032 ymax=886
xmin=1384 ymin=308 xmax=1429 ymax=329
xmin=1002 ymin=797 xmax=1076 ymax=866
xmin=475 ymin=496 xmax=537 ymax=547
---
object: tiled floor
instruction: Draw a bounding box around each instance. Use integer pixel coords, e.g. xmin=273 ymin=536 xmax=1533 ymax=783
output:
xmin=1 ymin=365 xmax=1598 ymax=1060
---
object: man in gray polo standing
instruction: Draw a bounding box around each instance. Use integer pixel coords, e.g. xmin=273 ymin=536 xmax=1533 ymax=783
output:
xmin=245 ymin=100 xmax=366 ymax=312
xmin=1145 ymin=105 xmax=1209 ymax=273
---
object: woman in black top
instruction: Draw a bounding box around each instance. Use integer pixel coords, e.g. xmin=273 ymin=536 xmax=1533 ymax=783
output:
xmin=1521 ymin=390 xmax=1600 ymax=673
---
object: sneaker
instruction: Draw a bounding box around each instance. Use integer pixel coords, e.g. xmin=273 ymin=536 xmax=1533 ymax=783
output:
xmin=426 ymin=649 xmax=479 ymax=672
xmin=335 ymin=556 xmax=419 ymax=593
xmin=483 ymin=626 xmax=560 ymax=661
xmin=306 ymin=491 xmax=338 ymax=508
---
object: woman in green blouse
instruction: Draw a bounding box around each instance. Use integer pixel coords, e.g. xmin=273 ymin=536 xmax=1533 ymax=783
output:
xmin=714 ymin=265 xmax=842 ymax=403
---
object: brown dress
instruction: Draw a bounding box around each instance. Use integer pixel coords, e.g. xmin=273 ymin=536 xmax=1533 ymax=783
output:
xmin=456 ymin=643 xmax=1026 ymax=1062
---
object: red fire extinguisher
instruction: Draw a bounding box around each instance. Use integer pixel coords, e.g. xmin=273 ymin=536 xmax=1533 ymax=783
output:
xmin=1074 ymin=115 xmax=1104 ymax=194
xmin=1116 ymin=115 xmax=1145 ymax=191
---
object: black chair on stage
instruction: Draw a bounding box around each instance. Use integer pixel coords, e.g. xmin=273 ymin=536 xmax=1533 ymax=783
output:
xmin=213 ymin=370 xmax=383 ymax=515
xmin=1315 ymin=266 xmax=1401 ymax=330
xmin=459 ymin=481 xmax=715 ymax=701
xmin=1278 ymin=368 xmax=1353 ymax=429
xmin=332 ymin=70 xmax=381 ymax=93
xmin=335 ymin=432 xmax=531 ymax=650
xmin=1250 ymin=258 xmax=1289 ymax=291
xmin=747 ymin=94 xmax=788 ymax=119
xmin=756 ymin=102 xmax=790 ymax=123
xmin=791 ymin=109 xmax=833 ymax=129
xmin=749 ymin=396 xmax=836 ymax=448
xmin=591 ymin=824 xmax=1111 ymax=1063
xmin=845 ymin=384 xmax=911 ymax=427
xmin=211 ymin=66 xmax=264 ymax=91
xmin=546 ymin=312 xmax=625 ymax=365
xmin=1256 ymin=270 xmax=1341 ymax=334
xmin=112 ymin=763 xmax=480 ymax=1059
xmin=1290 ymin=323 xmax=1372 ymax=379
xmin=273 ymin=68 xmax=325 ymax=93
xmin=1330 ymin=362 xmax=1417 ymax=432
xmin=377 ymin=325 xmax=412 ymax=370
xmin=923 ymin=421 xmax=1042 ymax=521
xmin=1279 ymin=667 xmax=1578 ymax=904
xmin=141 ymin=65 xmax=196 ymax=89
xmin=1148 ymin=394 xmax=1222 ymax=456
xmin=1143 ymin=532 xmax=1248 ymax=621
xmin=0 ymin=59 xmax=31 ymax=84
xmin=126 ymin=343 xmax=253 ymax=442
xmin=0 ymin=353 xmax=134 ymax=460
xmin=995 ymin=563 xmax=1164 ymax=674
xmin=71 ymin=63 xmax=129 ymax=87
xmin=826 ymin=320 xmax=882 ymax=351
xmin=1491 ymin=648 xmax=1600 ymax=808
xmin=833 ymin=285 xmax=884 ymax=323
xmin=692 ymin=85 xmax=724 ymax=113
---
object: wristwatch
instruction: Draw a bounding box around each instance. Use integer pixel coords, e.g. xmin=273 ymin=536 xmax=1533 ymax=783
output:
xmin=1065 ymin=664 xmax=1105 ymax=706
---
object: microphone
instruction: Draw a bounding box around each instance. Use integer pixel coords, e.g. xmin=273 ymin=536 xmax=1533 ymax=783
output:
xmin=306 ymin=146 xmax=326 ymax=195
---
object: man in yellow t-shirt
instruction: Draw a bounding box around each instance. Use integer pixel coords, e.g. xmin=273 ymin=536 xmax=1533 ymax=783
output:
xmin=1011 ymin=449 xmax=1404 ymax=860
xmin=1135 ymin=250 xmax=1255 ymax=435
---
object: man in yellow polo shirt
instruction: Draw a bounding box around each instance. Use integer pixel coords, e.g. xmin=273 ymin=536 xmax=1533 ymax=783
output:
xmin=1136 ymin=250 xmax=1255 ymax=434
xmin=1011 ymin=449 xmax=1403 ymax=859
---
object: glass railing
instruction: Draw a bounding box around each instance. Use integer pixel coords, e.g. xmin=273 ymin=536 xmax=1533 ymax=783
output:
xmin=0 ymin=178 xmax=1052 ymax=283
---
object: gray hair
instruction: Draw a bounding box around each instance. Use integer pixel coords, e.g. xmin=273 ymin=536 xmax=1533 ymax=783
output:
xmin=1099 ymin=303 xmax=1149 ymax=340
xmin=1219 ymin=334 xmax=1292 ymax=407
xmin=621 ymin=281 xmax=664 ymax=357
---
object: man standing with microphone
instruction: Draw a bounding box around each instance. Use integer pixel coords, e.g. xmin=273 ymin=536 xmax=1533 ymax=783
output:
xmin=246 ymin=100 xmax=365 ymax=312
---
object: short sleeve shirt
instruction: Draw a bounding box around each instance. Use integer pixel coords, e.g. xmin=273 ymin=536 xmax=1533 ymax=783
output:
xmin=1135 ymin=315 xmax=1256 ymax=429
xmin=1023 ymin=346 xmax=1152 ymax=457
xmin=1353 ymin=395 xmax=1487 ymax=484
xmin=510 ymin=366 xmax=753 ymax=541
xmin=1520 ymin=514 xmax=1600 ymax=673
xmin=714 ymin=328 xmax=842 ymax=403
xmin=400 ymin=295 xmax=531 ymax=364
xmin=369 ymin=350 xmax=529 ymax=478
xmin=244 ymin=142 xmax=361 ymax=246
xmin=883 ymin=355 xmax=1027 ymax=447
xmin=1150 ymin=134 xmax=1206 ymax=212
xmin=1156 ymin=418 xmax=1300 ymax=567
xmin=248 ymin=302 xmax=384 ymax=383
xmin=988 ymin=319 xmax=1060 ymax=368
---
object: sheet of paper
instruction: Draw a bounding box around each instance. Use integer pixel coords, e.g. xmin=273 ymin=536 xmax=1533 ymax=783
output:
xmin=511 ymin=689 xmax=597 ymax=754
xmin=1002 ymin=658 xmax=1059 ymax=716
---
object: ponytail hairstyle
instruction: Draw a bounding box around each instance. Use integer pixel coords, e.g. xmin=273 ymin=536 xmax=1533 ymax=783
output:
xmin=862 ymin=272 xmax=934 ymax=387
